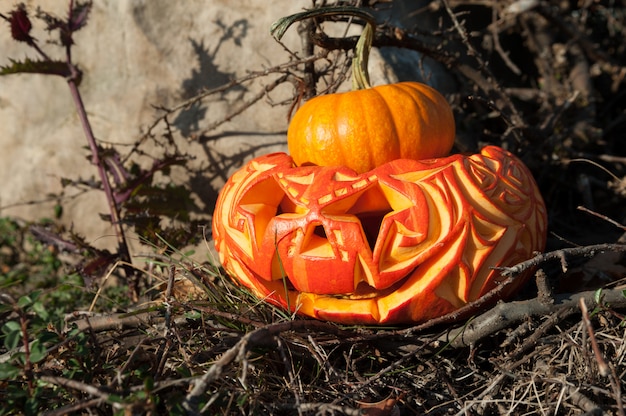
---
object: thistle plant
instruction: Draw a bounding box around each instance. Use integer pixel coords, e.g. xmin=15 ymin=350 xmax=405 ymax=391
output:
xmin=1 ymin=2 xmax=202 ymax=290
xmin=1 ymin=1 xmax=134 ymax=276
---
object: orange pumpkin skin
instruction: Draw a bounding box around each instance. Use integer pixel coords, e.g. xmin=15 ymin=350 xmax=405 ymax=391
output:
xmin=212 ymin=146 xmax=547 ymax=324
xmin=287 ymin=82 xmax=456 ymax=174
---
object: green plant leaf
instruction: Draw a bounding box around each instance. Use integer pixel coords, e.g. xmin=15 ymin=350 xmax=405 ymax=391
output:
xmin=38 ymin=330 xmax=60 ymax=345
xmin=2 ymin=321 xmax=22 ymax=350
xmin=0 ymin=58 xmax=72 ymax=79
xmin=13 ymin=352 xmax=26 ymax=365
xmin=594 ymin=288 xmax=603 ymax=304
xmin=28 ymin=339 xmax=47 ymax=363
xmin=176 ymin=365 xmax=192 ymax=378
xmin=24 ymin=395 xmax=41 ymax=416
xmin=144 ymin=375 xmax=154 ymax=391
xmin=2 ymin=331 xmax=21 ymax=351
xmin=17 ymin=295 xmax=33 ymax=309
xmin=31 ymin=301 xmax=49 ymax=321
xmin=107 ymin=394 xmax=123 ymax=404
xmin=2 ymin=320 xmax=21 ymax=334
xmin=0 ymin=362 xmax=21 ymax=380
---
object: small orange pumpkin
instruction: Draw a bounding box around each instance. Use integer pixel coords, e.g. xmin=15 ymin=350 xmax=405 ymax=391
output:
xmin=287 ymin=82 xmax=456 ymax=174
xmin=274 ymin=8 xmax=456 ymax=174
xmin=212 ymin=146 xmax=547 ymax=324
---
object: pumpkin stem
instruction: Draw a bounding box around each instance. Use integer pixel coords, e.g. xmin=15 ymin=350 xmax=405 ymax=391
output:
xmin=352 ymin=21 xmax=373 ymax=90
xmin=270 ymin=6 xmax=375 ymax=91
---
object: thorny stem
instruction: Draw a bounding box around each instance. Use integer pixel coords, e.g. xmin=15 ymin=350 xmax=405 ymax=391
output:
xmin=270 ymin=6 xmax=376 ymax=90
xmin=18 ymin=304 xmax=34 ymax=393
xmin=22 ymin=2 xmax=134 ymax=279
xmin=0 ymin=294 xmax=35 ymax=393
xmin=65 ymin=71 xmax=132 ymax=269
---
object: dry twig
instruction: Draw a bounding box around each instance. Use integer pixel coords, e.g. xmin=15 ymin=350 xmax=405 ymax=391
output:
xmin=442 ymin=286 xmax=626 ymax=348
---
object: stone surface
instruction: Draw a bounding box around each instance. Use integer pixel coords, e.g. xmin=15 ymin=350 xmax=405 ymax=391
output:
xmin=0 ymin=0 xmax=451 ymax=259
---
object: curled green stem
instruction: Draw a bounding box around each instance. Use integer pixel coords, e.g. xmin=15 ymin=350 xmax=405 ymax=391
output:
xmin=270 ymin=6 xmax=376 ymax=90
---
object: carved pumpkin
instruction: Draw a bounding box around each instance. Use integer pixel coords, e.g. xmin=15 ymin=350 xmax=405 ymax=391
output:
xmin=212 ymin=146 xmax=547 ymax=324
xmin=287 ymin=82 xmax=456 ymax=174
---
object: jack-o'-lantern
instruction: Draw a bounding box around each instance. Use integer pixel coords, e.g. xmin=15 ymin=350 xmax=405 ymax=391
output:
xmin=212 ymin=146 xmax=547 ymax=324
xmin=211 ymin=7 xmax=547 ymax=324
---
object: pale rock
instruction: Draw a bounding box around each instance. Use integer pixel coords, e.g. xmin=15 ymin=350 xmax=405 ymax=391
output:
xmin=0 ymin=0 xmax=452 ymax=260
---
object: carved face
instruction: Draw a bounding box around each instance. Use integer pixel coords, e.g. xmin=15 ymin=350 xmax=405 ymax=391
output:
xmin=212 ymin=146 xmax=547 ymax=324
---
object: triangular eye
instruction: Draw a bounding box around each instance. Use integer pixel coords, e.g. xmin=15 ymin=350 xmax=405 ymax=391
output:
xmin=238 ymin=177 xmax=287 ymax=246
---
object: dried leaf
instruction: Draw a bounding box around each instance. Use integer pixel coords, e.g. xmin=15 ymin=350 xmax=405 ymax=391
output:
xmin=356 ymin=396 xmax=400 ymax=416
xmin=8 ymin=3 xmax=33 ymax=43
xmin=69 ymin=1 xmax=92 ymax=32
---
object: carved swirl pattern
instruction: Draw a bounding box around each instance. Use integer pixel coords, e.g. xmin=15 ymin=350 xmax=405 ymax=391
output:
xmin=212 ymin=146 xmax=547 ymax=324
